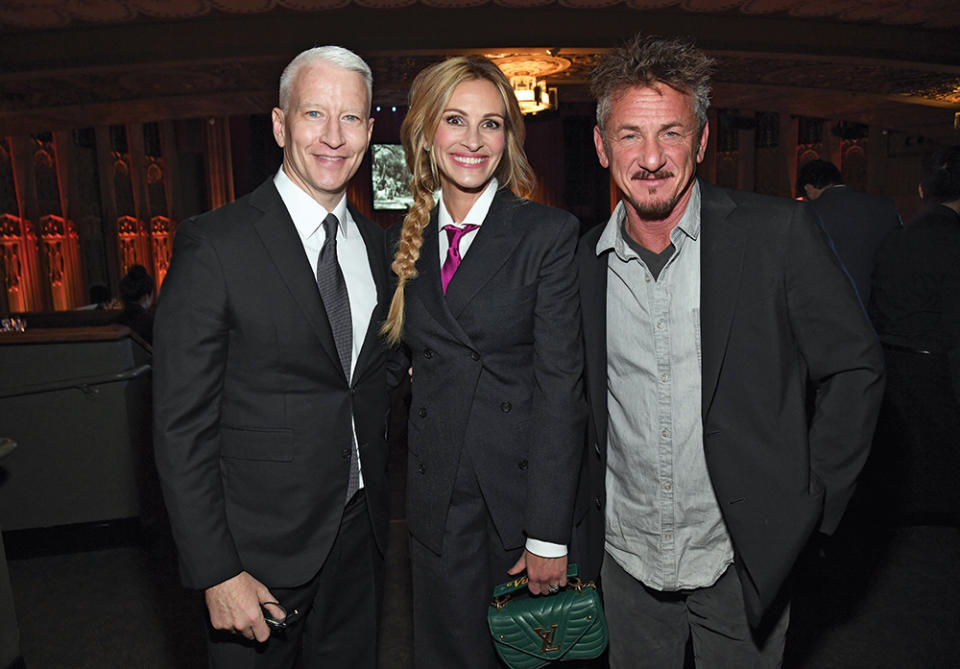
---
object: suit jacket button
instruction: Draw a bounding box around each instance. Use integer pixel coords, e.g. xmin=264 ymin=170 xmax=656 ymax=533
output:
xmin=341 ymin=448 xmax=350 ymax=459
xmin=518 ymin=459 xmax=528 ymax=470
xmin=470 ymin=352 xmax=480 ymax=361
xmin=417 ymin=464 xmax=426 ymax=474
xmin=423 ymin=348 xmax=433 ymax=359
xmin=594 ymin=496 xmax=603 ymax=509
xmin=418 ymin=407 xmax=427 ymax=418
xmin=500 ymin=401 xmax=512 ymax=412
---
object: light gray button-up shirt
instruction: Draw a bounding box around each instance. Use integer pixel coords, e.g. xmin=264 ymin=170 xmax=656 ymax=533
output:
xmin=599 ymin=182 xmax=734 ymax=591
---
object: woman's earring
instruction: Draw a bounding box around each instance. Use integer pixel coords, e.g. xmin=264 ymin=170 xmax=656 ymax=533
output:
xmin=424 ymin=144 xmax=430 ymax=152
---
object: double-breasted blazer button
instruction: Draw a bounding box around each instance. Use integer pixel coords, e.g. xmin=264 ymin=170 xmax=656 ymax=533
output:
xmin=417 ymin=464 xmax=426 ymax=474
xmin=470 ymin=351 xmax=480 ymax=361
xmin=518 ymin=459 xmax=528 ymax=470
xmin=417 ymin=407 xmax=427 ymax=418
xmin=423 ymin=348 xmax=433 ymax=359
xmin=500 ymin=401 xmax=512 ymax=413
xmin=593 ymin=496 xmax=603 ymax=509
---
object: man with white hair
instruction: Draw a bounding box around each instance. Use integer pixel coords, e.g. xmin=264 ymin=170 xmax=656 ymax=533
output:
xmin=154 ymin=45 xmax=390 ymax=668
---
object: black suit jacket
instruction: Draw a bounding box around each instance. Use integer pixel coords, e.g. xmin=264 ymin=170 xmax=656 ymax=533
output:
xmin=577 ymin=180 xmax=885 ymax=626
xmin=807 ymin=185 xmax=901 ymax=306
xmin=154 ymin=179 xmax=391 ymax=590
xmin=395 ymin=189 xmax=586 ymax=555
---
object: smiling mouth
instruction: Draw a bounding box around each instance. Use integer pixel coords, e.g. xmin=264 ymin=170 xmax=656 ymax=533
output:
xmin=315 ymin=155 xmax=346 ymax=163
xmin=632 ymin=170 xmax=674 ymax=181
xmin=451 ymin=155 xmax=487 ymax=166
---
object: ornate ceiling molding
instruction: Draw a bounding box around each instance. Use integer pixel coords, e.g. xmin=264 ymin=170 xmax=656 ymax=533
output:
xmin=1 ymin=0 xmax=958 ymax=31
xmin=0 ymin=3 xmax=957 ymax=140
xmin=2 ymin=49 xmax=955 ymax=117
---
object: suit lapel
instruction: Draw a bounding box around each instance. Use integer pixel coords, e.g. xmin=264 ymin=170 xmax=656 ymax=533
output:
xmin=351 ymin=205 xmax=387 ymax=383
xmin=699 ymin=181 xmax=744 ymax=417
xmin=444 ymin=189 xmax=519 ymax=319
xmin=580 ymin=226 xmax=610 ymax=450
xmin=409 ymin=206 xmax=475 ymax=346
xmin=249 ymin=180 xmax=342 ymax=375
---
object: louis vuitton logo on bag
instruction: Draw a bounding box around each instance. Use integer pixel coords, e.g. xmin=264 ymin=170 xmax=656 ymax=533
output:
xmin=533 ymin=624 xmax=561 ymax=653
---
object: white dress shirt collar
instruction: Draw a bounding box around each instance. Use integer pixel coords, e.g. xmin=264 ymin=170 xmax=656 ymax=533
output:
xmin=437 ymin=178 xmax=499 ymax=229
xmin=274 ymin=167 xmax=351 ymax=240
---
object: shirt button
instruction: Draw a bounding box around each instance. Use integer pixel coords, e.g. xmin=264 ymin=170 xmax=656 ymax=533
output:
xmin=423 ymin=348 xmax=433 ymax=359
xmin=661 ymin=428 xmax=671 ymax=438
xmin=656 ymin=319 xmax=665 ymax=329
xmin=660 ymin=373 xmax=670 ymax=382
xmin=664 ymin=533 xmax=673 ymax=541
xmin=418 ymin=407 xmax=427 ymax=418
xmin=470 ymin=352 xmax=480 ymax=361
xmin=500 ymin=401 xmax=512 ymax=413
xmin=645 ymin=274 xmax=651 ymax=283
xmin=663 ymin=481 xmax=672 ymax=491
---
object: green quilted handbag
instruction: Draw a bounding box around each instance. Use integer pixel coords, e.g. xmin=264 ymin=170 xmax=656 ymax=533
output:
xmin=487 ymin=564 xmax=608 ymax=669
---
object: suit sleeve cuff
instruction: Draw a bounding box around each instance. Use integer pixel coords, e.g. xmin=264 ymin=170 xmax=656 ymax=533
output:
xmin=525 ymin=538 xmax=568 ymax=558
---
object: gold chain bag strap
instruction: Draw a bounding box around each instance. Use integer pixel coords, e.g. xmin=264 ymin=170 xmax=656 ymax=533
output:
xmin=487 ymin=563 xmax=608 ymax=669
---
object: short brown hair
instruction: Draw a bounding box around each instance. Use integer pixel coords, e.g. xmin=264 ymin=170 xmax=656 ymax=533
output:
xmin=921 ymin=145 xmax=960 ymax=203
xmin=591 ymin=34 xmax=714 ymax=133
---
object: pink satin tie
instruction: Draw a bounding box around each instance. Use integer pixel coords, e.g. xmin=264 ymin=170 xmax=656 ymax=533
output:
xmin=441 ymin=224 xmax=479 ymax=294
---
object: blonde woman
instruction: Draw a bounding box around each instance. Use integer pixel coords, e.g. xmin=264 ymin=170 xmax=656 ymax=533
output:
xmin=384 ymin=56 xmax=586 ymax=668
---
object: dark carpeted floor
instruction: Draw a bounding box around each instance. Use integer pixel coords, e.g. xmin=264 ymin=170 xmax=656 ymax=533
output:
xmin=6 ymin=518 xmax=960 ymax=668
xmin=5 ymin=394 xmax=960 ymax=669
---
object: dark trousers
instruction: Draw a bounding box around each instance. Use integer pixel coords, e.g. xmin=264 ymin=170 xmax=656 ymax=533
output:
xmin=601 ymin=553 xmax=789 ymax=669
xmin=410 ymin=451 xmax=523 ymax=669
xmin=207 ymin=491 xmax=383 ymax=669
xmin=865 ymin=348 xmax=960 ymax=521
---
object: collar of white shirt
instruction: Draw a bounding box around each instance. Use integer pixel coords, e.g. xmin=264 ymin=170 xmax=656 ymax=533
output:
xmin=274 ymin=167 xmax=351 ymax=242
xmin=437 ymin=177 xmax=499 ymax=229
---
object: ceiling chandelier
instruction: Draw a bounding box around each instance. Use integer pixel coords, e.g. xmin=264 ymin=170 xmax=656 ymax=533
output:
xmin=509 ymin=75 xmax=557 ymax=115
xmin=491 ymin=53 xmax=570 ymax=116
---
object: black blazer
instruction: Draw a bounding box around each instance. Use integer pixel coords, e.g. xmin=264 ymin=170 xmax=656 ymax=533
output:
xmin=394 ymin=188 xmax=586 ymax=555
xmin=154 ymin=179 xmax=391 ymax=590
xmin=577 ymin=180 xmax=885 ymax=626
xmin=807 ymin=185 xmax=901 ymax=306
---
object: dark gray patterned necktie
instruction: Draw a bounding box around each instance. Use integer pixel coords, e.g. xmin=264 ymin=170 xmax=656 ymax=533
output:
xmin=317 ymin=213 xmax=359 ymax=502
xmin=317 ymin=213 xmax=352 ymax=382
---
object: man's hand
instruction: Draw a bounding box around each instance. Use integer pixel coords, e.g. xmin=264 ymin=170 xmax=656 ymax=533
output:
xmin=508 ymin=550 xmax=568 ymax=595
xmin=204 ymin=571 xmax=284 ymax=642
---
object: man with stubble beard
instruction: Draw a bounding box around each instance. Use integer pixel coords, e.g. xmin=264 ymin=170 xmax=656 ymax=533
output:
xmin=575 ymin=34 xmax=884 ymax=668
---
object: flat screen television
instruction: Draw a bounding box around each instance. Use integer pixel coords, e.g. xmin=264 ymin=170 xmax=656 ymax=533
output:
xmin=371 ymin=144 xmax=414 ymax=211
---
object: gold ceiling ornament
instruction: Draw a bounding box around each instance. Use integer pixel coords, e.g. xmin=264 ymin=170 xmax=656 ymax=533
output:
xmin=491 ymin=53 xmax=571 ymax=116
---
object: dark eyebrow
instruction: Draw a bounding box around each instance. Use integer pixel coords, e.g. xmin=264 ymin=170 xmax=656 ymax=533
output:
xmin=442 ymin=107 xmax=504 ymax=121
xmin=613 ymin=121 xmax=685 ymax=134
